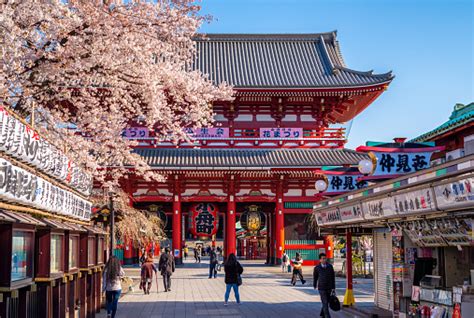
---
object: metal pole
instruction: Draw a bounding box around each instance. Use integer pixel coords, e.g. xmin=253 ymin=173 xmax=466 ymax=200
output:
xmin=109 ymin=193 xmax=115 ymax=257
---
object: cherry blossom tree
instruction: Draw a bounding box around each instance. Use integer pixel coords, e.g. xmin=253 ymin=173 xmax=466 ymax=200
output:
xmin=1 ymin=0 xmax=233 ymax=187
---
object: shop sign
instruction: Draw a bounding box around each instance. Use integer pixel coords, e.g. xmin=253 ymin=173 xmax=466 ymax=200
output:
xmin=184 ymin=127 xmax=229 ymax=138
xmin=259 ymin=127 xmax=302 ymax=139
xmin=362 ymin=196 xmax=396 ymax=220
xmin=0 ymin=107 xmax=92 ymax=196
xmin=122 ymin=127 xmax=149 ymax=139
xmin=325 ymin=175 xmax=368 ymax=193
xmin=372 ymin=152 xmax=433 ymax=176
xmin=190 ymin=203 xmax=219 ymax=237
xmin=393 ymin=187 xmax=436 ymax=215
xmin=316 ymin=208 xmax=341 ymax=226
xmin=0 ymin=158 xmax=91 ymax=220
xmin=339 ymin=204 xmax=364 ymax=222
xmin=433 ymin=176 xmax=474 ymax=210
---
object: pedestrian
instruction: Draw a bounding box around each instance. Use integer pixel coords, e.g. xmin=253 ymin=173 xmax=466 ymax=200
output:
xmin=184 ymin=246 xmax=189 ymax=260
xmin=224 ymin=253 xmax=243 ymax=306
xmin=313 ymin=253 xmax=336 ymax=318
xmin=209 ymin=247 xmax=219 ymax=279
xmin=102 ymin=256 xmax=125 ymax=318
xmin=158 ymin=247 xmax=175 ymax=292
xmin=281 ymin=251 xmax=289 ymax=273
xmin=140 ymin=254 xmax=157 ymax=294
xmin=194 ymin=246 xmax=199 ymax=263
xmin=291 ymin=252 xmax=306 ymax=286
xmin=197 ymin=246 xmax=202 ymax=263
xmin=139 ymin=247 xmax=146 ymax=266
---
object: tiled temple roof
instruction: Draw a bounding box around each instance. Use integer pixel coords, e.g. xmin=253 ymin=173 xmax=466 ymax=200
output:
xmin=134 ymin=148 xmax=368 ymax=170
xmin=192 ymin=32 xmax=393 ymax=88
xmin=411 ymin=102 xmax=474 ymax=142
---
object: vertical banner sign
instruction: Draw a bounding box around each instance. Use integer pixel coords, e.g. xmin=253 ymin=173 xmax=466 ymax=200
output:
xmin=190 ymin=203 xmax=219 ymax=237
xmin=372 ymin=152 xmax=433 ymax=176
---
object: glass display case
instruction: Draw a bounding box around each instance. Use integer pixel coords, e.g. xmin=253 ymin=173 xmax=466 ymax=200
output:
xmin=11 ymin=230 xmax=34 ymax=282
xmin=69 ymin=235 xmax=79 ymax=270
xmin=87 ymin=236 xmax=96 ymax=266
xmin=97 ymin=237 xmax=104 ymax=264
xmin=50 ymin=234 xmax=64 ymax=274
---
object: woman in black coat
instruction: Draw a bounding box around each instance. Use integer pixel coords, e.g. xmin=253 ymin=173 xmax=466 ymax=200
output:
xmin=224 ymin=253 xmax=243 ymax=305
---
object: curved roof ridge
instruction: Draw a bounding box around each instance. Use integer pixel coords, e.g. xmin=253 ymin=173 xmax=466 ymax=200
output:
xmin=335 ymin=65 xmax=393 ymax=78
xmin=194 ymin=31 xmax=338 ymax=41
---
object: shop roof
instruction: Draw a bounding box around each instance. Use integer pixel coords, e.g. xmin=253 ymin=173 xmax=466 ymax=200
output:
xmin=134 ymin=148 xmax=368 ymax=169
xmin=193 ymin=32 xmax=393 ymax=89
xmin=0 ymin=210 xmax=46 ymax=226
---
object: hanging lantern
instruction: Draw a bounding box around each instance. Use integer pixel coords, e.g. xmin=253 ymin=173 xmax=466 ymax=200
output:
xmin=190 ymin=203 xmax=219 ymax=237
xmin=240 ymin=205 xmax=266 ymax=235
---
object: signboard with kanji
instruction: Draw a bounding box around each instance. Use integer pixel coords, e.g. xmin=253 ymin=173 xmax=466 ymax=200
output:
xmin=325 ymin=175 xmax=367 ymax=193
xmin=190 ymin=203 xmax=219 ymax=237
xmin=122 ymin=127 xmax=149 ymax=139
xmin=372 ymin=152 xmax=433 ymax=176
xmin=434 ymin=176 xmax=474 ymax=210
xmin=393 ymin=187 xmax=436 ymax=215
xmin=185 ymin=128 xmax=229 ymax=138
xmin=259 ymin=128 xmax=303 ymax=139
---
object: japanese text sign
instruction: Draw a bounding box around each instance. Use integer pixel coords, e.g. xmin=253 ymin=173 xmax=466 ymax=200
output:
xmin=259 ymin=128 xmax=303 ymax=139
xmin=190 ymin=203 xmax=219 ymax=237
xmin=122 ymin=127 xmax=149 ymax=139
xmin=393 ymin=187 xmax=435 ymax=215
xmin=185 ymin=128 xmax=229 ymax=138
xmin=325 ymin=175 xmax=367 ymax=193
xmin=372 ymin=152 xmax=433 ymax=176
xmin=434 ymin=176 xmax=474 ymax=210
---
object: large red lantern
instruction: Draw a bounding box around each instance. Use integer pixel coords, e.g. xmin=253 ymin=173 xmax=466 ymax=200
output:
xmin=190 ymin=203 xmax=219 ymax=237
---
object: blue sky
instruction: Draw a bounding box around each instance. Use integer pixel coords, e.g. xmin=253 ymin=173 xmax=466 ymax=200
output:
xmin=199 ymin=0 xmax=473 ymax=149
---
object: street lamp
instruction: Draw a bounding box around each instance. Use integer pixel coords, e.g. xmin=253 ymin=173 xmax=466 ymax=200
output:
xmin=358 ymin=159 xmax=374 ymax=175
xmin=314 ymin=179 xmax=328 ymax=193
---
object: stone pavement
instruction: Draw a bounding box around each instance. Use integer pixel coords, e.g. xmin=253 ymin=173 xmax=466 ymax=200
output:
xmin=97 ymin=259 xmax=375 ymax=318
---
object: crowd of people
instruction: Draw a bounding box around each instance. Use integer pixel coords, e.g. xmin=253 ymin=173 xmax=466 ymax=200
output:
xmin=102 ymin=247 xmax=336 ymax=318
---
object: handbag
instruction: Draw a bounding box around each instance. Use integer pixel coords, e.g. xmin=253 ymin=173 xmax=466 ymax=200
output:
xmin=329 ymin=291 xmax=341 ymax=312
xmin=237 ymin=274 xmax=242 ymax=286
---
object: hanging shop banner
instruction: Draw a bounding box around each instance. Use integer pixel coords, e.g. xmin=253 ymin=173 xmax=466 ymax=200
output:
xmin=184 ymin=127 xmax=229 ymax=139
xmin=362 ymin=196 xmax=397 ymax=220
xmin=190 ymin=203 xmax=219 ymax=237
xmin=0 ymin=107 xmax=92 ymax=196
xmin=433 ymin=176 xmax=474 ymax=210
xmin=0 ymin=158 xmax=91 ymax=221
xmin=259 ymin=127 xmax=303 ymax=139
xmin=393 ymin=187 xmax=436 ymax=215
xmin=316 ymin=207 xmax=342 ymax=226
xmin=372 ymin=152 xmax=433 ymax=176
xmin=339 ymin=203 xmax=365 ymax=222
xmin=122 ymin=127 xmax=149 ymax=139
xmin=325 ymin=175 xmax=368 ymax=193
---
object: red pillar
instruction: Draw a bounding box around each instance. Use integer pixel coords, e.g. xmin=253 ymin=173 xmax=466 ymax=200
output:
xmin=123 ymin=239 xmax=133 ymax=265
xmin=226 ymin=176 xmax=237 ymax=257
xmin=172 ymin=176 xmax=182 ymax=265
xmin=343 ymin=230 xmax=355 ymax=306
xmin=275 ymin=178 xmax=285 ymax=265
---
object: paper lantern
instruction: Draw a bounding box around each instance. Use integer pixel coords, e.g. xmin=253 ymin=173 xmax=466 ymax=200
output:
xmin=190 ymin=203 xmax=218 ymax=237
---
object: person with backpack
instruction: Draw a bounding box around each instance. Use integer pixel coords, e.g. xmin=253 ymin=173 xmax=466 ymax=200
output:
xmin=281 ymin=252 xmax=290 ymax=273
xmin=102 ymin=256 xmax=125 ymax=318
xmin=291 ymin=252 xmax=306 ymax=286
xmin=313 ymin=253 xmax=336 ymax=318
xmin=224 ymin=253 xmax=243 ymax=306
xmin=140 ymin=254 xmax=157 ymax=294
xmin=158 ymin=247 xmax=175 ymax=292
xmin=209 ymin=247 xmax=219 ymax=279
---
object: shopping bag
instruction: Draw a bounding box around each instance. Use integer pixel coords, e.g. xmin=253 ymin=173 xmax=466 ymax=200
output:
xmin=329 ymin=293 xmax=341 ymax=311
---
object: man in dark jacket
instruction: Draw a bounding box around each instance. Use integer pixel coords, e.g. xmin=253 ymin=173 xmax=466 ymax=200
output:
xmin=209 ymin=248 xmax=218 ymax=279
xmin=313 ymin=253 xmax=336 ymax=318
xmin=159 ymin=248 xmax=175 ymax=292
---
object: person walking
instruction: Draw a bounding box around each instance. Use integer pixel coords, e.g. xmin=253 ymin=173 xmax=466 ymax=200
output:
xmin=223 ymin=253 xmax=243 ymax=306
xmin=139 ymin=247 xmax=146 ymax=266
xmin=313 ymin=253 xmax=336 ymax=318
xmin=196 ymin=246 xmax=202 ymax=263
xmin=281 ymin=252 xmax=289 ymax=273
xmin=291 ymin=252 xmax=306 ymax=286
xmin=140 ymin=254 xmax=157 ymax=294
xmin=183 ymin=246 xmax=189 ymax=260
xmin=209 ymin=247 xmax=219 ymax=279
xmin=102 ymin=256 xmax=125 ymax=318
xmin=159 ymin=247 xmax=175 ymax=292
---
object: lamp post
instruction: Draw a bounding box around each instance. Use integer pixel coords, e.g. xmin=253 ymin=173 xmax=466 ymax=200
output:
xmin=108 ymin=191 xmax=115 ymax=258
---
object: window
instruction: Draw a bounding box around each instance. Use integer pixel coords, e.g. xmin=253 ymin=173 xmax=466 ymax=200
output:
xmin=69 ymin=235 xmax=79 ymax=270
xmin=97 ymin=237 xmax=104 ymax=264
xmin=88 ymin=236 xmax=96 ymax=265
xmin=11 ymin=231 xmax=33 ymax=282
xmin=50 ymin=234 xmax=64 ymax=273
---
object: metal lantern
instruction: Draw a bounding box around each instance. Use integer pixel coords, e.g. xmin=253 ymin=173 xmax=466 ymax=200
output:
xmin=190 ymin=203 xmax=219 ymax=237
xmin=240 ymin=205 xmax=266 ymax=235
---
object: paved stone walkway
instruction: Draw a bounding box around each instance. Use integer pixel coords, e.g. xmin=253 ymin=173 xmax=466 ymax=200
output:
xmin=98 ymin=259 xmax=375 ymax=318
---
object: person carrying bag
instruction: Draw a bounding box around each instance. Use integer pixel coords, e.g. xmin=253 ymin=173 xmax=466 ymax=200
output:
xmin=313 ymin=253 xmax=337 ymax=318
